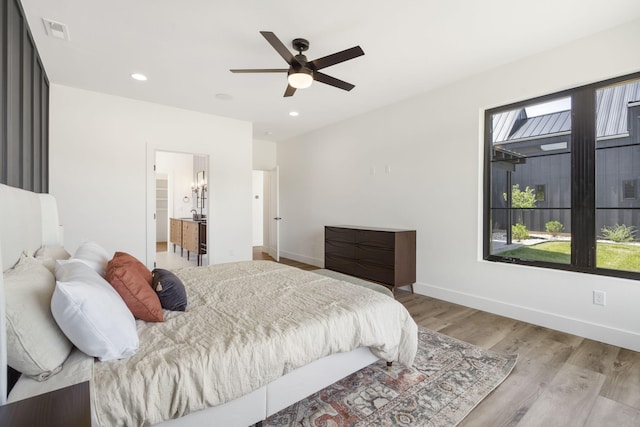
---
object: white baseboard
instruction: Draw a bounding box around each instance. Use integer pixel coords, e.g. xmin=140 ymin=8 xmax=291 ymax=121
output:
xmin=414 ymin=282 xmax=640 ymax=353
xmin=279 ymin=250 xmax=324 ymax=268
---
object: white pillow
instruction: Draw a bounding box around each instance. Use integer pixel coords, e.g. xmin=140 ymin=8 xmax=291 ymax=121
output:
xmin=5 ymin=255 xmax=73 ymax=380
xmin=72 ymin=241 xmax=111 ymax=277
xmin=52 ymin=261 xmax=139 ymax=361
xmin=34 ymin=245 xmax=71 ymax=274
xmin=35 ymin=245 xmax=71 ymax=260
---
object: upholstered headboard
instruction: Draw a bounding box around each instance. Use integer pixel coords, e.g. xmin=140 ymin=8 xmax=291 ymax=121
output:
xmin=0 ymin=184 xmax=63 ymax=404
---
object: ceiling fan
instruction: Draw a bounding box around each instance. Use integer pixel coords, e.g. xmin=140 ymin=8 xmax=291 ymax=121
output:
xmin=230 ymin=31 xmax=364 ymax=97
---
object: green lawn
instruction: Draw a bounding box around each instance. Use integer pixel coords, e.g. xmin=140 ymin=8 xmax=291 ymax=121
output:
xmin=499 ymin=241 xmax=640 ymax=272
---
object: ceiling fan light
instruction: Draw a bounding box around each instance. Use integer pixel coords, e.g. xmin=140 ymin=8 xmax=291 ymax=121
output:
xmin=288 ymin=72 xmax=313 ymax=89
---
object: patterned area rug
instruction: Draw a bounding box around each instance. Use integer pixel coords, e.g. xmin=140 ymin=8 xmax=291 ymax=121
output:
xmin=263 ymin=327 xmax=517 ymax=426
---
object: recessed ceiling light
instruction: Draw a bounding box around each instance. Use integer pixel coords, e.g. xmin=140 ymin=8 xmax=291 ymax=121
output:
xmin=289 ymin=111 xmax=299 ymax=117
xmin=131 ymin=73 xmax=147 ymax=81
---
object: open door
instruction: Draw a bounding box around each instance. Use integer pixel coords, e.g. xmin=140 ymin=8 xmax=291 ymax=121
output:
xmin=266 ymin=166 xmax=280 ymax=261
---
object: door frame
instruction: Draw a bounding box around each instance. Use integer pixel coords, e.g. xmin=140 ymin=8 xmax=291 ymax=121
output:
xmin=146 ymin=147 xmax=210 ymax=269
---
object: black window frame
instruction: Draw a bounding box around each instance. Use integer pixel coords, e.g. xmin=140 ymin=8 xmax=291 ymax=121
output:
xmin=623 ymin=179 xmax=637 ymax=200
xmin=535 ymin=184 xmax=546 ymax=202
xmin=483 ymin=71 xmax=640 ymax=281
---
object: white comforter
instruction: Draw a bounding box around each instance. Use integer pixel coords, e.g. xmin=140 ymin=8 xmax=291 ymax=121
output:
xmin=93 ymin=261 xmax=418 ymax=426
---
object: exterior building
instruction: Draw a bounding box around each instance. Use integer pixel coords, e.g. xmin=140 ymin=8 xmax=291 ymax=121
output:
xmin=490 ymin=81 xmax=640 ymax=241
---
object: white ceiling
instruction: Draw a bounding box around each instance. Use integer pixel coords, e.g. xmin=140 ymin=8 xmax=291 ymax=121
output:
xmin=20 ymin=0 xmax=640 ymax=142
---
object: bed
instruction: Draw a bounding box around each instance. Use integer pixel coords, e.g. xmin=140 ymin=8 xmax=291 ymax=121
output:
xmin=0 ymin=183 xmax=418 ymax=426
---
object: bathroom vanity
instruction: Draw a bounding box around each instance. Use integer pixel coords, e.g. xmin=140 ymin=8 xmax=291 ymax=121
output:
xmin=169 ymin=218 xmax=207 ymax=266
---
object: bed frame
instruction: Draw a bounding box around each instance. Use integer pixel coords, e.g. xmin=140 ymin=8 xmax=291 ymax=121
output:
xmin=0 ymin=183 xmax=378 ymax=426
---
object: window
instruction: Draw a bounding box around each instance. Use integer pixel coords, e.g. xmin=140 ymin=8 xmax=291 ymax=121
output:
xmin=623 ymin=180 xmax=637 ymax=200
xmin=484 ymin=72 xmax=640 ymax=279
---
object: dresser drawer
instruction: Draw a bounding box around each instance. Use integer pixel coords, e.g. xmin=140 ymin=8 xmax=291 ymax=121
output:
xmin=325 ymin=254 xmax=359 ymax=276
xmin=355 ymin=230 xmax=394 ymax=247
xmin=325 ymin=226 xmax=357 ymax=243
xmin=325 ymin=239 xmax=357 ymax=258
xmin=357 ymin=261 xmax=395 ymax=284
xmin=357 ymin=244 xmax=394 ymax=267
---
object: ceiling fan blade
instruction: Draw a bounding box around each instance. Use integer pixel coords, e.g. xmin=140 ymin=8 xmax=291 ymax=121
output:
xmin=310 ymin=46 xmax=364 ymax=70
xmin=284 ymin=85 xmax=297 ymax=97
xmin=260 ymin=31 xmax=300 ymax=67
xmin=230 ymin=68 xmax=288 ymax=73
xmin=314 ymin=72 xmax=355 ymax=91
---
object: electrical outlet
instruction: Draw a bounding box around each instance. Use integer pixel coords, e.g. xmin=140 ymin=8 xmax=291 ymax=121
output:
xmin=593 ymin=290 xmax=606 ymax=306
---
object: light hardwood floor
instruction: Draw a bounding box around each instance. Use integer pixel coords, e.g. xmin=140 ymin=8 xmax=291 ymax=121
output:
xmin=252 ymin=246 xmax=317 ymax=271
xmin=254 ymin=248 xmax=640 ymax=427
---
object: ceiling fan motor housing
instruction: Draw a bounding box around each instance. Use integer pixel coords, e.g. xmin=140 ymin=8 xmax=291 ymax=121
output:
xmin=292 ymin=38 xmax=310 ymax=53
xmin=288 ymin=64 xmax=313 ymax=77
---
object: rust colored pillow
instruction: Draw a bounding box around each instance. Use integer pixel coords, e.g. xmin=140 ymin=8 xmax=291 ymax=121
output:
xmin=110 ymin=252 xmax=153 ymax=284
xmin=105 ymin=252 xmax=163 ymax=322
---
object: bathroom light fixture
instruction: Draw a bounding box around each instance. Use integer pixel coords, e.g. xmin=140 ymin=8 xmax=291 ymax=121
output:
xmin=289 ymin=111 xmax=299 ymax=117
xmin=191 ymin=176 xmax=208 ymax=219
xmin=131 ymin=73 xmax=147 ymax=81
xmin=191 ymin=180 xmax=207 ymax=193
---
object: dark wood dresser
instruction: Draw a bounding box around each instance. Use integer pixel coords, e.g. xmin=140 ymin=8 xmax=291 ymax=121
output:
xmin=325 ymin=226 xmax=416 ymax=294
xmin=0 ymin=381 xmax=91 ymax=427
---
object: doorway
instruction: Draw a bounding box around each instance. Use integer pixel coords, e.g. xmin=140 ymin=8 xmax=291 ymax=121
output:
xmin=154 ymin=151 xmax=209 ymax=269
xmin=253 ymin=166 xmax=279 ymax=261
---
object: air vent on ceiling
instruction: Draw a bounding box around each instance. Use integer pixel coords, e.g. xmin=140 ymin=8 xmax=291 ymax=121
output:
xmin=42 ymin=18 xmax=70 ymax=41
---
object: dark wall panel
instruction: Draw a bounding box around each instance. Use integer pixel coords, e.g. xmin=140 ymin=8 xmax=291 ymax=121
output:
xmin=41 ymin=76 xmax=48 ymax=192
xmin=6 ymin=0 xmax=21 ymax=188
xmin=22 ymin=28 xmax=33 ymax=190
xmin=0 ymin=0 xmax=5 ymax=182
xmin=1 ymin=0 xmax=49 ymax=192
xmin=32 ymin=61 xmax=41 ymax=191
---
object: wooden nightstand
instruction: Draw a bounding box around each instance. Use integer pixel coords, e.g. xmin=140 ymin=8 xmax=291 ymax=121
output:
xmin=0 ymin=381 xmax=91 ymax=427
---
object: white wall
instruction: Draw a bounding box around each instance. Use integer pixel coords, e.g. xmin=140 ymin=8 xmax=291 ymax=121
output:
xmin=253 ymin=139 xmax=277 ymax=170
xmin=277 ymin=19 xmax=640 ymax=351
xmin=49 ymin=85 xmax=253 ymax=266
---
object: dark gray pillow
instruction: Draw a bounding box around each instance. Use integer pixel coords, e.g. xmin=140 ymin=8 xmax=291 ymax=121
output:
xmin=151 ymin=269 xmax=187 ymax=311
